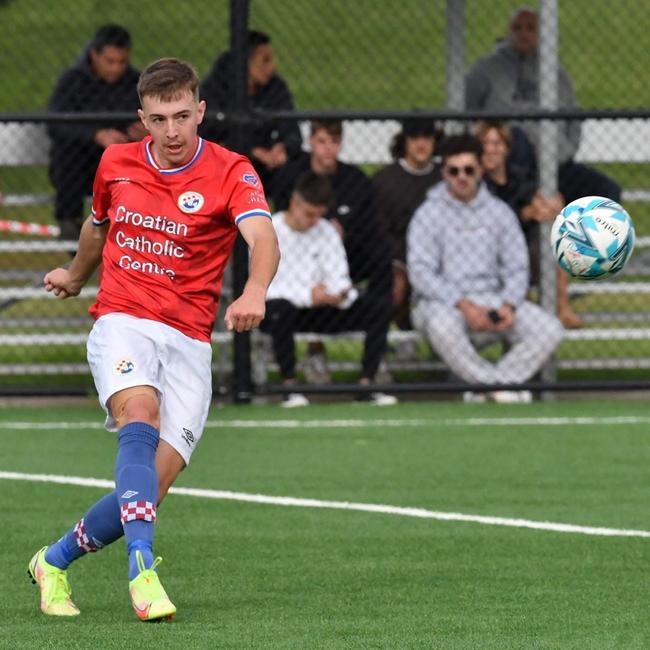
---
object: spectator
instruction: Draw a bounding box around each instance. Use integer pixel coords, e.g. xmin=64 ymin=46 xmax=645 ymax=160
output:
xmin=261 ymin=171 xmax=397 ymax=407
xmin=48 ymin=24 xmax=145 ymax=241
xmin=465 ymin=6 xmax=621 ymax=205
xmin=200 ymin=30 xmax=302 ymax=189
xmin=373 ymin=117 xmax=442 ymax=330
xmin=272 ymin=120 xmax=393 ymax=383
xmin=474 ymin=120 xmax=584 ymax=328
xmin=407 ymin=134 xmax=564 ymax=403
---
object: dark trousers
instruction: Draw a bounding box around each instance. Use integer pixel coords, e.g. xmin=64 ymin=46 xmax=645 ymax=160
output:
xmin=260 ymin=294 xmax=392 ymax=381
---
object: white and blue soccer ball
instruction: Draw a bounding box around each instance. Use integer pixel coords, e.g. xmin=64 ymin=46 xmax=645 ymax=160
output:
xmin=550 ymin=196 xmax=635 ymax=279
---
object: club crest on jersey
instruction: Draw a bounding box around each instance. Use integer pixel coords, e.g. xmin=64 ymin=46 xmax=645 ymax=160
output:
xmin=178 ymin=191 xmax=205 ymax=213
xmin=115 ymin=359 xmax=134 ymax=375
xmin=242 ymin=172 xmax=259 ymax=186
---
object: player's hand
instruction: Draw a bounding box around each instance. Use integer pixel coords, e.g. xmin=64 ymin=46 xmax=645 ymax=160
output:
xmin=43 ymin=268 xmax=83 ymax=299
xmin=224 ymin=288 xmax=266 ymax=332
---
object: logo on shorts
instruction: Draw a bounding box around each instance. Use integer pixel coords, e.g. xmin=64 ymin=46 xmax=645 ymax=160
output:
xmin=178 ymin=191 xmax=205 ymax=213
xmin=121 ymin=490 xmax=139 ymax=499
xmin=181 ymin=427 xmax=195 ymax=447
xmin=115 ymin=359 xmax=134 ymax=375
xmin=242 ymin=172 xmax=259 ymax=186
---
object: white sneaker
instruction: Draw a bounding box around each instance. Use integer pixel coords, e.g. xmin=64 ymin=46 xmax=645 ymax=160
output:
xmin=490 ymin=390 xmax=533 ymax=404
xmin=463 ymin=391 xmax=487 ymax=403
xmin=281 ymin=393 xmax=310 ymax=408
xmin=368 ymin=392 xmax=398 ymax=406
xmin=355 ymin=391 xmax=398 ymax=406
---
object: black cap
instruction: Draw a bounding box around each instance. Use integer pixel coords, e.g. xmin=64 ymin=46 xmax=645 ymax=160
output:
xmin=402 ymin=117 xmax=437 ymax=138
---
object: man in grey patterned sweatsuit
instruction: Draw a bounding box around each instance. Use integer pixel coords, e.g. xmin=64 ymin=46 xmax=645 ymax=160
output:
xmin=407 ymin=134 xmax=563 ymax=401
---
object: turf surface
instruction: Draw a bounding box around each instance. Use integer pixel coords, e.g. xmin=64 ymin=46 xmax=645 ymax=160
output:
xmin=2 ymin=399 xmax=650 ymax=648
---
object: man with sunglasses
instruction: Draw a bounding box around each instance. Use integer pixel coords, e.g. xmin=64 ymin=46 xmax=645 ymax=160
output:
xmin=406 ymin=134 xmax=563 ymax=403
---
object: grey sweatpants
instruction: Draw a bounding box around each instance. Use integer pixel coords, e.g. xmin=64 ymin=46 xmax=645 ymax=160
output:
xmin=412 ymin=299 xmax=564 ymax=384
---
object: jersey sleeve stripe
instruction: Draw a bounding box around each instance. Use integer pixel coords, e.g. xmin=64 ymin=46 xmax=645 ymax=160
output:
xmin=234 ymin=209 xmax=272 ymax=225
xmin=92 ymin=215 xmax=110 ymax=226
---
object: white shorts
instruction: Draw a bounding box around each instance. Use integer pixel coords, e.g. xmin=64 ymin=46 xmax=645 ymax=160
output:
xmin=87 ymin=313 xmax=212 ymax=465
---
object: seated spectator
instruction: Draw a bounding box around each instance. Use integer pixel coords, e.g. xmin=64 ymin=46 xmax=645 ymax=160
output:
xmin=261 ymin=171 xmax=397 ymax=407
xmin=373 ymin=117 xmax=442 ymax=330
xmin=272 ymin=119 xmax=393 ymax=382
xmin=407 ymin=134 xmax=564 ymax=403
xmin=200 ymin=30 xmax=302 ymax=189
xmin=47 ymin=24 xmax=145 ymax=241
xmin=475 ymin=120 xmax=584 ymax=328
xmin=465 ymin=6 xmax=621 ymax=205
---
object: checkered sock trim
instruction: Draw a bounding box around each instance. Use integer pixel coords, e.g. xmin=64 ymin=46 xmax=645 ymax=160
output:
xmin=73 ymin=518 xmax=99 ymax=553
xmin=120 ymin=500 xmax=157 ymax=524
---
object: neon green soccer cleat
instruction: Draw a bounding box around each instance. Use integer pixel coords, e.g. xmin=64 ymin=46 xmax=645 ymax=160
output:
xmin=128 ymin=551 xmax=176 ymax=622
xmin=28 ymin=546 xmax=80 ymax=617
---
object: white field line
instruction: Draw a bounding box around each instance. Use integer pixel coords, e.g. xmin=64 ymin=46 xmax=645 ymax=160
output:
xmin=1 ymin=415 xmax=650 ymax=431
xmin=1 ymin=470 xmax=648 ymax=539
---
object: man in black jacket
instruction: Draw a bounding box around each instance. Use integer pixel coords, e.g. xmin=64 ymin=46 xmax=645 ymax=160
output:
xmin=48 ymin=24 xmax=144 ymax=241
xmin=199 ymin=31 xmax=302 ymax=189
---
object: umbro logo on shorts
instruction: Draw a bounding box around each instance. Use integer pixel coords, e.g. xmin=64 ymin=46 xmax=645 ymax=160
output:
xmin=182 ymin=427 xmax=195 ymax=447
xmin=121 ymin=490 xmax=139 ymax=499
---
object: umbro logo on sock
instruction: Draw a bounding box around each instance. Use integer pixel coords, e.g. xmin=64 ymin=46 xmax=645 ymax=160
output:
xmin=121 ymin=490 xmax=139 ymax=499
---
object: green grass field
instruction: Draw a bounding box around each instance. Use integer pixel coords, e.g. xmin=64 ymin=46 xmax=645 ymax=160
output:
xmin=2 ymin=399 xmax=650 ymax=648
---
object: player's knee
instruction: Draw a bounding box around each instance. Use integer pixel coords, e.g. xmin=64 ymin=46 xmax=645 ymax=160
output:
xmin=111 ymin=387 xmax=160 ymax=429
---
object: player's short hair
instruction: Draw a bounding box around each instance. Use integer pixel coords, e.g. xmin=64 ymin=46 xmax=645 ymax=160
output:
xmin=472 ymin=121 xmax=512 ymax=150
xmin=310 ymin=119 xmax=343 ymax=139
xmin=137 ymin=58 xmax=199 ymax=103
xmin=293 ymin=171 xmax=334 ymax=207
xmin=91 ymin=24 xmax=132 ymax=52
xmin=438 ymin=133 xmax=483 ymax=164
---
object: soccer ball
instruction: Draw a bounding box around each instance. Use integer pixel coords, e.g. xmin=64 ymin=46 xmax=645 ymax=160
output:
xmin=550 ymin=196 xmax=635 ymax=279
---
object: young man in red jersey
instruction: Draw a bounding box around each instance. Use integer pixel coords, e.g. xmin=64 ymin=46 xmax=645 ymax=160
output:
xmin=28 ymin=58 xmax=279 ymax=622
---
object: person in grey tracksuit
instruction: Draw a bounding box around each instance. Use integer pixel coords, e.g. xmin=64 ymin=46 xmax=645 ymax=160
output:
xmin=407 ymin=133 xmax=564 ymax=385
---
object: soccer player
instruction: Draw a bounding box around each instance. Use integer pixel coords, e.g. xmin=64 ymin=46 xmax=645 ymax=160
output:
xmin=28 ymin=58 xmax=279 ymax=621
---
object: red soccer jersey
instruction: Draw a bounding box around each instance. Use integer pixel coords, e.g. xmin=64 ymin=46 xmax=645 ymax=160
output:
xmin=89 ymin=136 xmax=271 ymax=341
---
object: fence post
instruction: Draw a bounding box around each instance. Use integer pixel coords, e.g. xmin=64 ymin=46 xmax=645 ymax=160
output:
xmin=538 ymin=0 xmax=559 ymax=384
xmin=229 ymin=0 xmax=253 ymax=403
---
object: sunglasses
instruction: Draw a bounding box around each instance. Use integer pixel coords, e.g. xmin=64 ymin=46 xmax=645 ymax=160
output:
xmin=446 ymin=165 xmax=477 ymax=177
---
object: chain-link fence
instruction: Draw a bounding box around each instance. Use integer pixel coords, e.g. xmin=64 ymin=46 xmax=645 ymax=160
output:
xmin=1 ymin=0 xmax=649 ymax=398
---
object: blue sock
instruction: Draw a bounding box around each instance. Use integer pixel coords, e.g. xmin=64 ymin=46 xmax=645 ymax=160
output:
xmin=45 ymin=491 xmax=124 ymax=570
xmin=115 ymin=421 xmax=160 ymax=580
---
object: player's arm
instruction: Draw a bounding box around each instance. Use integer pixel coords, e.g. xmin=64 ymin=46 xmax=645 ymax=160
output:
xmin=224 ymin=216 xmax=280 ymax=332
xmin=44 ymin=216 xmax=108 ymax=299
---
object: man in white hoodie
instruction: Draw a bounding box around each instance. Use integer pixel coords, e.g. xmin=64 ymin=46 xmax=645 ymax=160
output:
xmin=262 ymin=171 xmax=396 ymax=407
xmin=407 ymin=134 xmax=563 ymax=402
